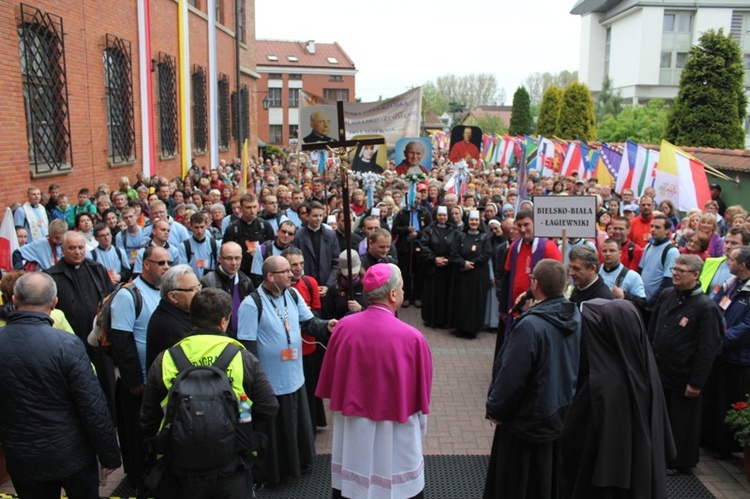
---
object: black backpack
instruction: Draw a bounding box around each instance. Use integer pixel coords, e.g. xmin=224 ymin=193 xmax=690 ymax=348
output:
xmin=93 ymin=282 xmax=142 ymax=352
xmin=155 ymin=343 xmax=248 ymax=476
xmin=249 ymin=287 xmax=301 ymax=325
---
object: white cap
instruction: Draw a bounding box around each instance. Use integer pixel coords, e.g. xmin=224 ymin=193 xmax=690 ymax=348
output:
xmin=469 ymin=210 xmax=480 ymax=220
xmin=371 ymin=207 xmax=381 ymax=216
xmin=437 ymin=206 xmax=447 ymax=215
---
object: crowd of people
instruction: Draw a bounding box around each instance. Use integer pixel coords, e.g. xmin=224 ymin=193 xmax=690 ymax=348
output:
xmin=0 ymin=144 xmax=749 ymax=498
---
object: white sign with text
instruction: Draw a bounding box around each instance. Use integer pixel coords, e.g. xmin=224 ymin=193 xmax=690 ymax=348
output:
xmin=532 ymin=195 xmax=597 ymax=239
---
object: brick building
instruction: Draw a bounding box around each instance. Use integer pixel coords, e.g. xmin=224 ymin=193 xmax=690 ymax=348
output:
xmin=0 ymin=0 xmax=259 ymax=210
xmin=255 ymin=40 xmax=356 ymax=147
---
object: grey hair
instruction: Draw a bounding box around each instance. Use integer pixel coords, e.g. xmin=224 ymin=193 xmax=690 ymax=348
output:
xmin=160 ymin=264 xmax=196 ymax=299
xmin=364 ymin=264 xmax=402 ymax=303
xmin=61 ymin=230 xmax=85 ymax=246
xmin=569 ymin=245 xmax=599 ymax=269
xmin=675 ymin=254 xmax=703 ymax=274
xmin=14 ymin=272 xmax=57 ymax=307
xmin=210 ymin=203 xmax=226 ymax=215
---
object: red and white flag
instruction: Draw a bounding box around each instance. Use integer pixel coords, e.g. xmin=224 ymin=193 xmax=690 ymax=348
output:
xmin=0 ymin=207 xmax=19 ymax=272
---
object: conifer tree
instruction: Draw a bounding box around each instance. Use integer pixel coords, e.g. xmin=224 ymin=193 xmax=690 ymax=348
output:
xmin=508 ymin=87 xmax=533 ymax=136
xmin=556 ymin=82 xmax=596 ymax=141
xmin=665 ymin=29 xmax=747 ymax=149
xmin=536 ymin=86 xmax=563 ymax=136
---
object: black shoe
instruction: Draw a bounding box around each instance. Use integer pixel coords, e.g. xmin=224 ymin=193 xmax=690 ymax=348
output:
xmin=402 ymin=300 xmax=410 ymax=308
xmin=666 ymin=467 xmax=691 ymax=476
xmin=413 ymin=299 xmax=422 ymax=308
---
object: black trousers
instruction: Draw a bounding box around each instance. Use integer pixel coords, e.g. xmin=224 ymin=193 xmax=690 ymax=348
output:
xmin=151 ymin=469 xmax=254 ymax=499
xmin=115 ymin=378 xmax=146 ymax=484
xmin=13 ymin=461 xmax=99 ymax=499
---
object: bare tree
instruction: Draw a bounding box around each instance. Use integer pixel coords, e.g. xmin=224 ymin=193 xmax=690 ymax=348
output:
xmin=524 ymin=70 xmax=579 ymax=107
xmin=431 ymin=73 xmax=504 ymax=110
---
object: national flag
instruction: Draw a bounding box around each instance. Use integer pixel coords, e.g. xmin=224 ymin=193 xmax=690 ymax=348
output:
xmin=483 ymin=135 xmax=494 ymax=163
xmin=0 ymin=207 xmax=19 ymax=272
xmin=599 ymin=143 xmax=621 ymax=187
xmin=578 ymin=143 xmax=591 ymax=178
xmin=562 ymin=142 xmax=583 ymax=177
xmin=615 ymin=140 xmax=638 ymax=194
xmin=537 ymin=136 xmax=556 ymax=177
xmin=524 ymin=136 xmax=538 ymax=171
xmin=635 ymin=147 xmax=659 ymax=197
xmin=655 ymin=140 xmax=711 ymax=211
xmin=582 ymin=147 xmax=598 ymax=180
xmin=553 ymin=141 xmax=567 ymax=174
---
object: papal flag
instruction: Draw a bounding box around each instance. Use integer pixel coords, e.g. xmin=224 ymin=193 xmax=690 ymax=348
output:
xmin=654 ymin=140 xmax=711 ymax=212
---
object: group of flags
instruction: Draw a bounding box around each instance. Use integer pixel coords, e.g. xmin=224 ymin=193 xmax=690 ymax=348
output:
xmin=433 ymin=132 xmax=711 ymax=215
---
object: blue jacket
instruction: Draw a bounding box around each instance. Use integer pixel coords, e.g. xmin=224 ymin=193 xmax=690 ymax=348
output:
xmin=714 ymin=277 xmax=750 ymax=366
xmin=487 ymin=296 xmax=581 ymax=443
xmin=0 ymin=312 xmax=121 ymax=480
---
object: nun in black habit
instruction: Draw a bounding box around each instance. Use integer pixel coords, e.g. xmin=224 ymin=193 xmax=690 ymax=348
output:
xmin=561 ymin=299 xmax=676 ymax=499
xmin=419 ymin=206 xmax=460 ymax=328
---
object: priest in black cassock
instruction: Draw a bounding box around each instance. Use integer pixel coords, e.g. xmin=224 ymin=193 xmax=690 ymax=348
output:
xmin=647 ymin=254 xmax=722 ymax=475
xmin=567 ymin=245 xmax=615 ymax=306
xmin=561 ymin=299 xmax=675 ymax=498
xmin=47 ymin=232 xmax=115 ymax=411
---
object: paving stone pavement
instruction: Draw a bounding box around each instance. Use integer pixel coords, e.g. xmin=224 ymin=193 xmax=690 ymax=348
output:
xmin=2 ymin=305 xmax=750 ymax=497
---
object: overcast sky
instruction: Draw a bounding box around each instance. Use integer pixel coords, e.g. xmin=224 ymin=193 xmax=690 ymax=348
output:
xmin=255 ymin=0 xmax=582 ymax=104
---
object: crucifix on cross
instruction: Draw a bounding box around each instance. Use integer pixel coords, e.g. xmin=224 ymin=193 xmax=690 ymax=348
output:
xmin=300 ymin=101 xmax=385 ymax=300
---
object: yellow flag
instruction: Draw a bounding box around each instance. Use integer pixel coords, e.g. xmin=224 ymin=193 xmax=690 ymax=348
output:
xmin=241 ymin=138 xmax=249 ymax=194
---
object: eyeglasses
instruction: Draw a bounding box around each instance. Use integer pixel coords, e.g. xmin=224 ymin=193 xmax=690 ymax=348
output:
xmin=270 ymin=269 xmax=293 ymax=274
xmin=146 ymin=259 xmax=173 ymax=266
xmin=279 ymin=229 xmax=295 ymax=236
xmin=172 ymin=284 xmax=202 ymax=293
xmin=670 ymin=267 xmax=694 ymax=274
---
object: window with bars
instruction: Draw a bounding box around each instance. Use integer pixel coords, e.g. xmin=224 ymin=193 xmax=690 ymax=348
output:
xmin=232 ymin=85 xmax=250 ymax=142
xmin=157 ymin=53 xmax=178 ymax=157
xmin=241 ymin=85 xmax=250 ymax=141
xmin=323 ymin=88 xmax=350 ymax=102
xmin=215 ymin=0 xmax=223 ymax=24
xmin=329 ymin=75 xmax=343 ymax=82
xmin=289 ymin=88 xmax=299 ymax=108
xmin=192 ymin=65 xmax=208 ymax=154
xmin=267 ymin=87 xmax=282 ymax=107
xmin=232 ymin=91 xmax=238 ymax=140
xmin=103 ymin=35 xmax=135 ymax=165
xmin=269 ymin=125 xmax=283 ymax=144
xmin=237 ymin=0 xmax=245 ymax=43
xmin=17 ymin=4 xmax=73 ymax=176
xmin=218 ymin=74 xmax=230 ymax=151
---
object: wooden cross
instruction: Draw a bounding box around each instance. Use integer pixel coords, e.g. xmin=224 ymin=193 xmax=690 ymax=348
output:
xmin=300 ymin=101 xmax=385 ymax=299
